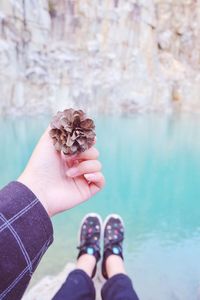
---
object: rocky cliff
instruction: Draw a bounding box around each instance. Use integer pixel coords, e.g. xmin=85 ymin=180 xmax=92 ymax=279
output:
xmin=0 ymin=0 xmax=199 ymax=115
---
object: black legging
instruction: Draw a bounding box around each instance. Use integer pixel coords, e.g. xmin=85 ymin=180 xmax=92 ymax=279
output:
xmin=52 ymin=269 xmax=139 ymax=300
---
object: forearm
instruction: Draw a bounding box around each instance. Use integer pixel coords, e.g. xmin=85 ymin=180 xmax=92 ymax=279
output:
xmin=0 ymin=181 xmax=53 ymax=300
xmin=18 ymin=170 xmax=50 ymax=216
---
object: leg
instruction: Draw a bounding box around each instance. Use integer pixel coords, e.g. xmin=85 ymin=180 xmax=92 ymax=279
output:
xmin=101 ymin=255 xmax=139 ymax=300
xmin=52 ymin=268 xmax=95 ymax=300
xmin=105 ymin=254 xmax=126 ymax=278
xmin=76 ymin=254 xmax=96 ymax=277
xmin=53 ymin=214 xmax=102 ymax=300
xmin=101 ymin=215 xmax=140 ymax=300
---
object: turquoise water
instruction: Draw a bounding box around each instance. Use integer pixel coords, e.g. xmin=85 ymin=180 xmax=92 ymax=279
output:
xmin=1 ymin=114 xmax=200 ymax=300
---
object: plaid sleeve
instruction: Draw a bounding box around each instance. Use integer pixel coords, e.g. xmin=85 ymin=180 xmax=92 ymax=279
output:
xmin=0 ymin=181 xmax=54 ymax=300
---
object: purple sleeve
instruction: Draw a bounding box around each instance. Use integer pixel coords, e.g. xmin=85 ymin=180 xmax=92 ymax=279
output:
xmin=0 ymin=181 xmax=54 ymax=300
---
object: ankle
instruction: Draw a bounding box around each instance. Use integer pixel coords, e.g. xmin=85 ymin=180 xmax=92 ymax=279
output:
xmin=76 ymin=254 xmax=96 ymax=277
xmin=106 ymin=255 xmax=126 ymax=278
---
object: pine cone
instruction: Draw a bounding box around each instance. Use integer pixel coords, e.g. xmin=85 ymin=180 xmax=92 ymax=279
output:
xmin=49 ymin=109 xmax=96 ymax=155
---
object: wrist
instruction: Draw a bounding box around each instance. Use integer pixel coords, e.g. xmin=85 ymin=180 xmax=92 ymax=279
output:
xmin=18 ymin=171 xmax=50 ymax=217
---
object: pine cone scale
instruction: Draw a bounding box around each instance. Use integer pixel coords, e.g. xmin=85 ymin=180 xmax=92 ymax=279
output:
xmin=80 ymin=119 xmax=95 ymax=130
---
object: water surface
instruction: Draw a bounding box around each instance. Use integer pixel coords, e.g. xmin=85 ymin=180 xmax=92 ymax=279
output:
xmin=0 ymin=114 xmax=200 ymax=300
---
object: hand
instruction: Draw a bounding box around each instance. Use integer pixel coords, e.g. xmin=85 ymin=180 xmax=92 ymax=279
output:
xmin=18 ymin=127 xmax=105 ymax=217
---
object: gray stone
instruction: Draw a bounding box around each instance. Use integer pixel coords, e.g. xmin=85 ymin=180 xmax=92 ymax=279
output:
xmin=0 ymin=0 xmax=199 ymax=116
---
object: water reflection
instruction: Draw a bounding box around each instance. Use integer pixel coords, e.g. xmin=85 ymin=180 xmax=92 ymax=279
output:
xmin=0 ymin=114 xmax=200 ymax=300
xmin=0 ymin=116 xmax=50 ymax=186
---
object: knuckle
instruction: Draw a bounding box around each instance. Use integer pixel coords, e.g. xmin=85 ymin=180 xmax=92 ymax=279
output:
xmin=78 ymin=160 xmax=102 ymax=173
xmin=99 ymin=174 xmax=105 ymax=187
xmin=96 ymin=160 xmax=102 ymax=170
xmin=93 ymin=148 xmax=99 ymax=158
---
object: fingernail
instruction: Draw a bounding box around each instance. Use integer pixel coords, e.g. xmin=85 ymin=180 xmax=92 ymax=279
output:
xmin=66 ymin=167 xmax=78 ymax=177
xmin=84 ymin=174 xmax=95 ymax=181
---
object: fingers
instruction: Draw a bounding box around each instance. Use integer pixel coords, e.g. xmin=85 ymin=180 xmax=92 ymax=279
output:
xmin=76 ymin=147 xmax=99 ymax=160
xmin=66 ymin=160 xmax=102 ymax=177
xmin=84 ymin=172 xmax=105 ymax=188
xmin=67 ymin=147 xmax=99 ymax=162
xmin=85 ymin=172 xmax=105 ymax=196
xmin=62 ymin=146 xmax=99 ymax=165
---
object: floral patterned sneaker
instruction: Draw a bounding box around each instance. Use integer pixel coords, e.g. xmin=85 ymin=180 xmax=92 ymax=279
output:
xmin=102 ymin=214 xmax=125 ymax=279
xmin=77 ymin=213 xmax=102 ymax=278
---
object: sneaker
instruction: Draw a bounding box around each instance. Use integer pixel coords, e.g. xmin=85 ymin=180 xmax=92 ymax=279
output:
xmin=77 ymin=213 xmax=102 ymax=278
xmin=102 ymin=214 xmax=125 ymax=279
